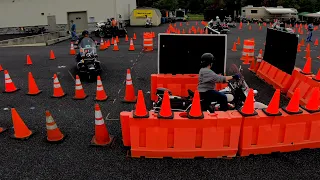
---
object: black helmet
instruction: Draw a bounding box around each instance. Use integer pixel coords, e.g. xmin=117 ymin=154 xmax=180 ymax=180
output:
xmin=82 ymin=30 xmax=89 ymax=36
xmin=200 ymin=53 xmax=215 ymax=67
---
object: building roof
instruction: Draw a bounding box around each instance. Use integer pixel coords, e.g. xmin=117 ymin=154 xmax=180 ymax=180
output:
xmin=265 ymin=8 xmax=296 ymax=14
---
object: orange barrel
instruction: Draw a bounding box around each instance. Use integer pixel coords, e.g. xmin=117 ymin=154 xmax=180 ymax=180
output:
xmin=143 ymin=32 xmax=153 ymax=51
xmin=240 ymin=39 xmax=255 ymax=61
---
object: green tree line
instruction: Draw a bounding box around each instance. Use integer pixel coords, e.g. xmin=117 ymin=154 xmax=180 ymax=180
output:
xmin=137 ymin=0 xmax=320 ymax=14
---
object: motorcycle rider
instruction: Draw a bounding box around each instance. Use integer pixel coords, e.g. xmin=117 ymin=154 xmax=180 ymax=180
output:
xmin=198 ymin=53 xmax=240 ymax=111
xmin=75 ymin=30 xmax=96 ymax=62
xmin=145 ymin=15 xmax=151 ymax=26
xmin=111 ymin=18 xmax=118 ymax=37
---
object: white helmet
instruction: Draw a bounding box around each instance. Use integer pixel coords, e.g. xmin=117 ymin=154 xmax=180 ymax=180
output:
xmin=216 ymin=16 xmax=219 ymax=19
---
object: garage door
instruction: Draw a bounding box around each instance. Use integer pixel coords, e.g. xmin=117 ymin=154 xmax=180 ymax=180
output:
xmin=68 ymin=12 xmax=88 ymax=33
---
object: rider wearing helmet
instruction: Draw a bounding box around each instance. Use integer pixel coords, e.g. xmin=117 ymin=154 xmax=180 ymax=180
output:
xmin=198 ymin=53 xmax=240 ymax=111
xmin=76 ymin=30 xmax=95 ymax=62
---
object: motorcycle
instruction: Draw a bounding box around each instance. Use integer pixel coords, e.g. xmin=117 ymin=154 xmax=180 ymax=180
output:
xmin=152 ymin=64 xmax=267 ymax=113
xmin=94 ymin=20 xmax=112 ymax=38
xmin=76 ymin=37 xmax=102 ymax=81
xmin=206 ymin=23 xmax=230 ymax=34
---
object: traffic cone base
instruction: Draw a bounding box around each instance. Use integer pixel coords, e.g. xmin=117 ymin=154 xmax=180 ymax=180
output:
xmin=301 ymin=106 xmax=320 ymax=113
xmin=0 ymin=127 xmax=7 ymax=134
xmin=300 ymin=71 xmax=312 ymax=75
xmin=262 ymin=108 xmax=282 ymax=116
xmin=27 ymin=90 xmax=42 ymax=96
xmin=133 ymin=110 xmax=149 ymax=118
xmin=281 ymin=106 xmax=302 ymax=114
xmin=312 ymin=77 xmax=320 ymax=82
xmin=46 ymin=134 xmax=66 ymax=143
xmin=238 ymin=107 xmax=258 ymax=117
xmin=51 ymin=93 xmax=67 ymax=98
xmin=3 ymin=88 xmax=20 ymax=93
xmin=11 ymin=131 xmax=34 ymax=140
xmin=91 ymin=135 xmax=114 ymax=146
xmin=95 ymin=96 xmax=108 ymax=101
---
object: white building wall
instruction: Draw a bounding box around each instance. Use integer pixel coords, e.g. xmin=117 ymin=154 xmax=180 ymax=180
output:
xmin=0 ymin=0 xmax=136 ymax=28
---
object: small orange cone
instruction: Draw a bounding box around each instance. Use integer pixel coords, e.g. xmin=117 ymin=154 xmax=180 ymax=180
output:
xmin=45 ymin=110 xmax=65 ymax=143
xmin=248 ymin=60 xmax=255 ymax=72
xmin=187 ymin=90 xmax=204 ymax=119
xmin=158 ymin=91 xmax=174 ymax=119
xmin=26 ymin=55 xmax=32 ymax=65
xmin=106 ymin=39 xmax=110 ymax=47
xmin=249 ymin=25 xmax=252 ymax=30
xmin=0 ymin=64 xmax=3 ymax=71
xmin=304 ymin=49 xmax=310 ymax=59
xmin=116 ymin=36 xmax=119 ymax=43
xmin=133 ymin=33 xmax=137 ymax=40
xmin=95 ymin=76 xmax=108 ymax=101
xmin=128 ymin=38 xmax=135 ymax=51
xmin=91 ymin=104 xmax=114 ymax=146
xmin=301 ymin=57 xmax=312 ymax=75
xmin=302 ymin=87 xmax=320 ymax=113
xmin=27 ymin=72 xmax=42 ymax=95
xmin=73 ymin=75 xmax=88 ymax=100
xmin=315 ymin=39 xmax=319 ymax=46
xmin=133 ymin=90 xmax=149 ymax=118
xmin=312 ymin=69 xmax=320 ymax=81
xmin=297 ymin=43 xmax=301 ymax=52
xmin=103 ymin=41 xmax=108 ymax=49
xmin=231 ymin=42 xmax=237 ymax=51
xmin=125 ymin=34 xmax=129 ymax=42
xmin=113 ymin=39 xmax=119 ymax=51
xmin=49 ymin=50 xmax=56 ymax=60
xmin=305 ymin=43 xmax=310 ymax=51
xmin=111 ymin=37 xmax=114 ymax=45
xmin=123 ymin=69 xmax=136 ymax=103
xmin=3 ymin=70 xmax=19 ymax=93
xmin=237 ymin=37 xmax=241 ymax=45
xmin=262 ymin=89 xmax=282 ymax=116
xmin=11 ymin=108 xmax=33 ymax=140
xmin=243 ymin=54 xmax=250 ymax=65
xmin=52 ymin=73 xmax=66 ymax=98
xmin=239 ymin=89 xmax=257 ymax=116
xmin=100 ymin=38 xmax=105 ymax=50
xmin=282 ymin=88 xmax=302 ymax=114
xmin=301 ymin=38 xmax=305 ymax=46
xmin=70 ymin=42 xmax=76 ymax=55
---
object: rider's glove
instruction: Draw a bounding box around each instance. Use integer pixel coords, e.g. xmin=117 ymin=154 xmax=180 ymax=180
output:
xmin=232 ymin=74 xmax=240 ymax=80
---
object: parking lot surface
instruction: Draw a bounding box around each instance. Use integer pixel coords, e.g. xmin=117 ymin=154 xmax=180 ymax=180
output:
xmin=0 ymin=22 xmax=319 ymax=179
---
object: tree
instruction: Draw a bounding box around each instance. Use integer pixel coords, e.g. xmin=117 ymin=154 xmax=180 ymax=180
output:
xmin=153 ymin=0 xmax=179 ymax=10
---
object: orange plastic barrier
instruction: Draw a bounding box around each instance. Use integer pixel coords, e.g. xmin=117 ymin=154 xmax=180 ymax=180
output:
xmin=120 ymin=111 xmax=242 ymax=158
xmin=143 ymin=32 xmax=153 ymax=51
xmin=150 ymin=74 xmax=228 ymax=101
xmin=285 ymin=69 xmax=320 ymax=105
xmin=256 ymin=61 xmax=291 ymax=93
xmin=239 ymin=109 xmax=320 ymax=156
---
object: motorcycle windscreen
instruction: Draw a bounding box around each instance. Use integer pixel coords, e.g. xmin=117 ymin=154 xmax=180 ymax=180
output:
xmin=80 ymin=38 xmax=97 ymax=55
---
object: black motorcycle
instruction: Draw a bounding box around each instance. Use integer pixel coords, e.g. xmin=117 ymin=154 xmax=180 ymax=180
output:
xmin=76 ymin=38 xmax=102 ymax=81
xmin=152 ymin=65 xmax=263 ymax=113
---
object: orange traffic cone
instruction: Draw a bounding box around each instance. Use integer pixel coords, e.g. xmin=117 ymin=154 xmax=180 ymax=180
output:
xmin=301 ymin=38 xmax=305 ymax=46
xmin=305 ymin=43 xmax=310 ymax=51
xmin=262 ymin=89 xmax=282 ymax=116
xmin=103 ymin=41 xmax=108 ymax=49
xmin=259 ymin=26 xmax=262 ymax=31
xmin=297 ymin=43 xmax=301 ymax=52
xmin=45 ymin=110 xmax=65 ymax=143
xmin=128 ymin=38 xmax=135 ymax=51
xmin=91 ymin=104 xmax=114 ymax=146
xmin=27 ymin=72 xmax=42 ymax=95
xmin=133 ymin=33 xmax=137 ymax=40
xmin=282 ymin=88 xmax=302 ymax=114
xmin=231 ymin=42 xmax=237 ymax=51
xmin=113 ymin=39 xmax=119 ymax=51
xmin=106 ymin=39 xmax=110 ymax=48
xmin=73 ymin=75 xmax=88 ymax=100
xmin=304 ymin=49 xmax=310 ymax=59
xmin=49 ymin=50 xmax=56 ymax=60
xmin=302 ymin=87 xmax=320 ymax=113
xmin=0 ymin=127 xmax=7 ymax=134
xmin=70 ymin=42 xmax=76 ymax=55
xmin=239 ymin=89 xmax=257 ymax=116
xmin=315 ymin=39 xmax=319 ymax=46
xmin=301 ymin=57 xmax=312 ymax=75
xmin=123 ymin=69 xmax=136 ymax=103
xmin=237 ymin=37 xmax=241 ymax=45
xmin=26 ymin=55 xmax=32 ymax=65
xmin=312 ymin=69 xmax=320 ymax=81
xmin=100 ymin=38 xmax=105 ymax=50
xmin=111 ymin=37 xmax=114 ymax=45
xmin=3 ymin=70 xmax=19 ymax=93
xmin=125 ymin=34 xmax=129 ymax=42
xmin=158 ymin=91 xmax=174 ymax=119
xmin=187 ymin=90 xmax=203 ymax=119
xmin=116 ymin=36 xmax=119 ymax=43
xmin=243 ymin=54 xmax=250 ymax=65
xmin=11 ymin=108 xmax=33 ymax=140
xmin=95 ymin=76 xmax=108 ymax=101
xmin=248 ymin=60 xmax=255 ymax=72
xmin=52 ymin=74 xmax=66 ymax=98
xmin=0 ymin=64 xmax=3 ymax=71
xmin=133 ymin=90 xmax=149 ymax=118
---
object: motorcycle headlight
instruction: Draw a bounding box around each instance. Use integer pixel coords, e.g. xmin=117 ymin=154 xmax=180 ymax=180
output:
xmin=81 ymin=60 xmax=84 ymax=63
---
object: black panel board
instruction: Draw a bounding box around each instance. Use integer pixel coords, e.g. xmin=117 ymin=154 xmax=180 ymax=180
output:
xmin=158 ymin=34 xmax=227 ymax=75
xmin=263 ymin=28 xmax=298 ymax=75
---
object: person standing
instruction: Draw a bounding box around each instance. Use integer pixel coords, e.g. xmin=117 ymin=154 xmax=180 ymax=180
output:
xmin=306 ymin=21 xmax=314 ymax=42
xmin=70 ymin=20 xmax=77 ymax=40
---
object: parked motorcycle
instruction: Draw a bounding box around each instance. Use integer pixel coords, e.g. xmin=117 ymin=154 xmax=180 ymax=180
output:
xmin=76 ymin=37 xmax=102 ymax=81
xmin=152 ymin=64 xmax=266 ymax=113
xmin=206 ymin=23 xmax=230 ymax=34
xmin=94 ymin=20 xmax=112 ymax=38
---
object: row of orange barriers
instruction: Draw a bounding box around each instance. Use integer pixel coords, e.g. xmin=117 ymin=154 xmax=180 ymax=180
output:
xmin=150 ymin=74 xmax=228 ymax=101
xmin=120 ymin=85 xmax=320 ymax=158
xmin=254 ymin=60 xmax=320 ymax=106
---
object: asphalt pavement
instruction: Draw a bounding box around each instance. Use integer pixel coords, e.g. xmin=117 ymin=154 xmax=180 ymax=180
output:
xmin=0 ymin=22 xmax=319 ymax=179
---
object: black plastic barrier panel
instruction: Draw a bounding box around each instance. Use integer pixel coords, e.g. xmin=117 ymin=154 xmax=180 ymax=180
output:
xmin=263 ymin=28 xmax=298 ymax=75
xmin=158 ymin=34 xmax=227 ymax=75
